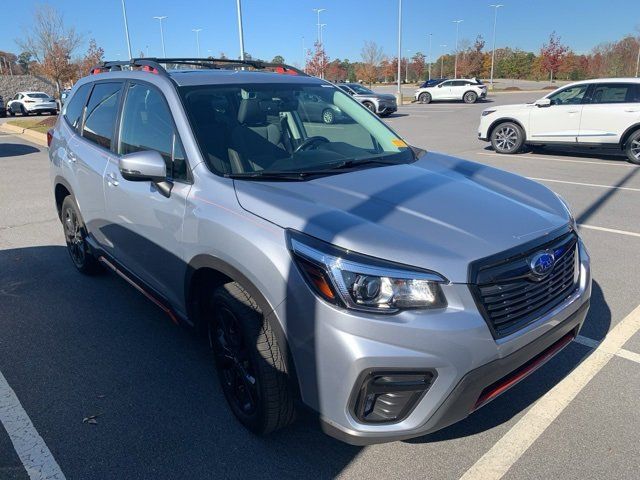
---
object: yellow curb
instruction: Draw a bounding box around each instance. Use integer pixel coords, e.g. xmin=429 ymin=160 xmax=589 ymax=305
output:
xmin=0 ymin=123 xmax=48 ymax=147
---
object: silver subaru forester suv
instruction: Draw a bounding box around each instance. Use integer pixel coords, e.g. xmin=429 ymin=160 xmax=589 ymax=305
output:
xmin=49 ymin=58 xmax=591 ymax=445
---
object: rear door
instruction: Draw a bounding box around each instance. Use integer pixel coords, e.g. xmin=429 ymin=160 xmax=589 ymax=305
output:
xmin=529 ymin=84 xmax=589 ymax=143
xmin=72 ymin=81 xmax=124 ymax=248
xmin=103 ymin=81 xmax=192 ymax=308
xmin=578 ymin=82 xmax=640 ymax=145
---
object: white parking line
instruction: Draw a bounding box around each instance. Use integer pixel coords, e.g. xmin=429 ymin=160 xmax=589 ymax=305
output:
xmin=616 ymin=348 xmax=640 ymax=365
xmin=476 ymin=151 xmax=634 ymax=168
xmin=528 ymin=177 xmax=640 ymax=192
xmin=0 ymin=370 xmax=66 ymax=480
xmin=459 ymin=302 xmax=640 ymax=480
xmin=578 ymin=224 xmax=640 ymax=238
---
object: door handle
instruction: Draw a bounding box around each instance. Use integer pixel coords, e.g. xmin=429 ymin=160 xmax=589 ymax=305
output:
xmin=624 ymin=109 xmax=640 ymax=113
xmin=567 ymin=110 xmax=580 ymax=114
xmin=67 ymin=151 xmax=77 ymax=162
xmin=106 ymin=172 xmax=119 ymax=187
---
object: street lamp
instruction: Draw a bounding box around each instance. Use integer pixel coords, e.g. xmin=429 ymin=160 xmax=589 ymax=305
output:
xmin=236 ymin=0 xmax=246 ymax=61
xmin=313 ymin=8 xmax=326 ymax=44
xmin=153 ymin=16 xmax=167 ymax=57
xmin=192 ymin=29 xmax=202 ymax=57
xmin=489 ymin=4 xmax=504 ymax=88
xmin=428 ymin=33 xmax=433 ymax=80
xmin=440 ymin=44 xmax=447 ymax=78
xmin=320 ymin=23 xmax=327 ymax=45
xmin=396 ymin=0 xmax=402 ymax=105
xmin=453 ymin=19 xmax=463 ymax=79
xmin=121 ymin=0 xmax=133 ymax=60
xmin=405 ymin=49 xmax=411 ymax=83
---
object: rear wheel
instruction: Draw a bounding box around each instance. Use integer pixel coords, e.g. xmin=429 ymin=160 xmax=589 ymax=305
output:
xmin=625 ymin=130 xmax=640 ymax=165
xmin=463 ymin=91 xmax=478 ymax=104
xmin=208 ymin=283 xmax=295 ymax=435
xmin=8 ymin=106 xmax=15 ymax=116
xmin=491 ymin=122 xmax=525 ymax=154
xmin=321 ymin=108 xmax=335 ymax=124
xmin=418 ymin=92 xmax=431 ymax=104
xmin=61 ymin=196 xmax=102 ymax=275
xmin=20 ymin=105 xmax=28 ymax=116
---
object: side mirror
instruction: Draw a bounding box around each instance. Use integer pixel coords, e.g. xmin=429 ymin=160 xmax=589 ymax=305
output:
xmin=535 ymin=98 xmax=551 ymax=108
xmin=437 ymin=84 xmax=443 ymax=88
xmin=119 ymin=150 xmax=173 ymax=197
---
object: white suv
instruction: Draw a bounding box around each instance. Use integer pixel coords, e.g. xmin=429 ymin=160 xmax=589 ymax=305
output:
xmin=478 ymin=79 xmax=640 ymax=165
xmin=7 ymin=91 xmax=58 ymax=116
xmin=415 ymin=78 xmax=487 ymax=104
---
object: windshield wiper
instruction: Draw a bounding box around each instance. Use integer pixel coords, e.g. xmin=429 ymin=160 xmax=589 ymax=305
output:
xmin=331 ymin=158 xmax=401 ymax=169
xmin=224 ymin=171 xmax=308 ymax=180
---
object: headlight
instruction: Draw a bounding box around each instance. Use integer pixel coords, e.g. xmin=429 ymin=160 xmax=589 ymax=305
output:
xmin=555 ymin=193 xmax=577 ymax=230
xmin=288 ymin=230 xmax=447 ymax=313
xmin=481 ymin=110 xmax=496 ymax=116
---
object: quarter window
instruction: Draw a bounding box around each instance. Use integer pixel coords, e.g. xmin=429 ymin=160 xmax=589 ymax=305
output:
xmin=62 ymin=83 xmax=92 ymax=131
xmin=82 ymin=82 xmax=123 ymax=149
xmin=588 ymin=83 xmax=635 ymax=104
xmin=118 ymin=83 xmax=188 ymax=181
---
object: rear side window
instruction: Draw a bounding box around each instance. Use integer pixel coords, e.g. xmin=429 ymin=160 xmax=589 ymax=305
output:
xmin=588 ymin=83 xmax=636 ymax=104
xmin=82 ymin=82 xmax=123 ymax=150
xmin=118 ymin=83 xmax=188 ymax=181
xmin=62 ymin=83 xmax=92 ymax=131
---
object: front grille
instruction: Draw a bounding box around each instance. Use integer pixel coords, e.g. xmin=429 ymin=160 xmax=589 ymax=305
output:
xmin=470 ymin=230 xmax=580 ymax=339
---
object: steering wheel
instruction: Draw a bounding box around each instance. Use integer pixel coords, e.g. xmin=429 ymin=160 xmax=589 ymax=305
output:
xmin=294 ymin=136 xmax=329 ymax=153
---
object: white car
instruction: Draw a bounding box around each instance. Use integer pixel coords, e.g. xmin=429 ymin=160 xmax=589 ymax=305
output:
xmin=478 ymin=78 xmax=640 ymax=165
xmin=7 ymin=91 xmax=58 ymax=116
xmin=415 ymin=78 xmax=487 ymax=104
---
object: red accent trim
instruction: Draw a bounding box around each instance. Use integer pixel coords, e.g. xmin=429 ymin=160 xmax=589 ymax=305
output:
xmin=142 ymin=65 xmax=159 ymax=74
xmin=98 ymin=256 xmax=179 ymax=325
xmin=91 ymin=68 xmax=106 ymax=75
xmin=46 ymin=129 xmax=53 ymax=147
xmin=473 ymin=330 xmax=576 ymax=411
xmin=274 ymin=66 xmax=298 ymax=75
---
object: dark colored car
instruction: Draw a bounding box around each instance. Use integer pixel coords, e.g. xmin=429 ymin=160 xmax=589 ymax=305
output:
xmin=419 ymin=78 xmax=447 ymax=89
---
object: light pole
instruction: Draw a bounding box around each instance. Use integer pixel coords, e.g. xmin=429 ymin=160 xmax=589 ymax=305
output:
xmin=405 ymin=49 xmax=411 ymax=83
xmin=313 ymin=8 xmax=326 ymax=44
xmin=428 ymin=33 xmax=433 ymax=80
xmin=236 ymin=0 xmax=246 ymax=61
xmin=302 ymin=36 xmax=306 ymax=70
xmin=396 ymin=0 xmax=402 ymax=105
xmin=153 ymin=16 xmax=167 ymax=57
xmin=440 ymin=44 xmax=447 ymax=78
xmin=192 ymin=29 xmax=202 ymax=57
xmin=320 ymin=23 xmax=327 ymax=44
xmin=453 ymin=19 xmax=463 ymax=78
xmin=489 ymin=4 xmax=503 ymax=88
xmin=121 ymin=0 xmax=133 ymax=60
xmin=636 ymin=39 xmax=640 ymax=77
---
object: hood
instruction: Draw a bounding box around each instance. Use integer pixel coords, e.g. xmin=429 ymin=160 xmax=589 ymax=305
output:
xmin=234 ymin=152 xmax=570 ymax=282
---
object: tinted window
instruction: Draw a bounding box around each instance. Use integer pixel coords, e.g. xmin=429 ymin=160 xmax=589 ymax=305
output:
xmin=82 ymin=82 xmax=122 ymax=149
xmin=119 ymin=83 xmax=188 ymax=181
xmin=589 ymin=83 xmax=635 ymax=104
xmin=28 ymin=93 xmax=49 ymax=98
xmin=548 ymin=85 xmax=589 ymax=105
xmin=63 ymin=83 xmax=92 ymax=130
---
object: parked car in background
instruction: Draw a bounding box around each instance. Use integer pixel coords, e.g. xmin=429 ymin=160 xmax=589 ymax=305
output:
xmin=418 ymin=78 xmax=447 ymax=89
xmin=338 ymin=83 xmax=397 ymax=116
xmin=61 ymin=89 xmax=72 ymax=105
xmin=415 ymin=78 xmax=487 ymax=104
xmin=50 ymin=57 xmax=591 ymax=445
xmin=297 ymin=91 xmax=346 ymax=124
xmin=478 ymin=78 xmax=640 ymax=165
xmin=0 ymin=96 xmax=5 ymax=117
xmin=7 ymin=91 xmax=58 ymax=116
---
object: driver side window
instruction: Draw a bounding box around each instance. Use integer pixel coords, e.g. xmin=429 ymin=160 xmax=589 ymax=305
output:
xmin=548 ymin=85 xmax=589 ymax=105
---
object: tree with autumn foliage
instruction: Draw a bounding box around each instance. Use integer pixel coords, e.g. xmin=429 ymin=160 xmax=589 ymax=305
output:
xmin=325 ymin=59 xmax=347 ymax=82
xmin=540 ymin=32 xmax=569 ymax=82
xmin=409 ymin=52 xmax=426 ymax=82
xmin=357 ymin=41 xmax=384 ymax=86
xmin=305 ymin=42 xmax=329 ymax=78
xmin=77 ymin=39 xmax=104 ymax=80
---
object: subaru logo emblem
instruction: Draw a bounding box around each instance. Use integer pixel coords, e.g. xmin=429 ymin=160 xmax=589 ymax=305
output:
xmin=530 ymin=251 xmax=555 ymax=278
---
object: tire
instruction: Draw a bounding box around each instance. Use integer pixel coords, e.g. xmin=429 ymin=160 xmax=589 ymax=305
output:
xmin=208 ymin=283 xmax=295 ymax=435
xmin=624 ymin=130 xmax=640 ymax=165
xmin=36 ymin=111 xmax=42 ymax=116
xmin=321 ymin=108 xmax=335 ymax=124
xmin=20 ymin=105 xmax=28 ymax=116
xmin=60 ymin=196 xmax=102 ymax=275
xmin=463 ymin=91 xmax=478 ymax=104
xmin=418 ymin=92 xmax=431 ymax=104
xmin=363 ymin=101 xmax=376 ymax=114
xmin=491 ymin=122 xmax=525 ymax=154
xmin=8 ymin=106 xmax=15 ymax=117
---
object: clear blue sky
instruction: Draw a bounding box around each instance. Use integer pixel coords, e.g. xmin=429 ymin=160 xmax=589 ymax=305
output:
xmin=1 ymin=0 xmax=638 ymax=65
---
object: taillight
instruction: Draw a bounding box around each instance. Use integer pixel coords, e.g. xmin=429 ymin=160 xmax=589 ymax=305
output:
xmin=47 ymin=129 xmax=54 ymax=147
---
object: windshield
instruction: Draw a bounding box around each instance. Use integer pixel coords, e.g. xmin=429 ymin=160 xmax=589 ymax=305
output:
xmin=180 ymin=82 xmax=413 ymax=178
xmin=348 ymin=84 xmax=374 ymax=95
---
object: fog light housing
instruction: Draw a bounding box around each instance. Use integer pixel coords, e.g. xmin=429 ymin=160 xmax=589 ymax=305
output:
xmin=352 ymin=371 xmax=435 ymax=424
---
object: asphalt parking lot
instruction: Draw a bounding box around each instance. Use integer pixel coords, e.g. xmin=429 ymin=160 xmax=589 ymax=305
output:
xmin=1 ymin=91 xmax=639 ymax=479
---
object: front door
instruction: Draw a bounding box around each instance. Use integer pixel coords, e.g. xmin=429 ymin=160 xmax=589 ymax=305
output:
xmin=103 ymin=82 xmax=192 ymax=310
xmin=529 ymin=84 xmax=589 ymax=144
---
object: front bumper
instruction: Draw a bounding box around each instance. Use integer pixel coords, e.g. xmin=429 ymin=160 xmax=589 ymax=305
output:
xmin=377 ymin=103 xmax=397 ymax=115
xmin=280 ymin=240 xmax=591 ymax=445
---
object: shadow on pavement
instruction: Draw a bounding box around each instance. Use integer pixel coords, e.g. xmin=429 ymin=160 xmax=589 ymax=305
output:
xmin=0 ymin=143 xmax=40 ymax=158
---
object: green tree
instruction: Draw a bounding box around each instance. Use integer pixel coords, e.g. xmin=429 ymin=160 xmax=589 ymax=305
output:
xmin=271 ymin=55 xmax=285 ymax=64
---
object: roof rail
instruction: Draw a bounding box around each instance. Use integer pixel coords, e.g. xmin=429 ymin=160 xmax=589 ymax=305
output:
xmin=90 ymin=57 xmax=307 ymax=77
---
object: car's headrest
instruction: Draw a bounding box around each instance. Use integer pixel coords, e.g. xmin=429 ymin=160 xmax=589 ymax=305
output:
xmin=237 ymin=98 xmax=266 ymax=125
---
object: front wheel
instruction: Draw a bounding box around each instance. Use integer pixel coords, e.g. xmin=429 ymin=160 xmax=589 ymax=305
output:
xmin=463 ymin=91 xmax=478 ymax=104
xmin=61 ymin=196 xmax=102 ymax=275
xmin=625 ymin=130 xmax=640 ymax=165
xmin=20 ymin=105 xmax=29 ymax=116
xmin=491 ymin=122 xmax=525 ymax=154
xmin=208 ymin=283 xmax=295 ymax=435
xmin=418 ymin=92 xmax=431 ymax=104
xmin=363 ymin=101 xmax=376 ymax=114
